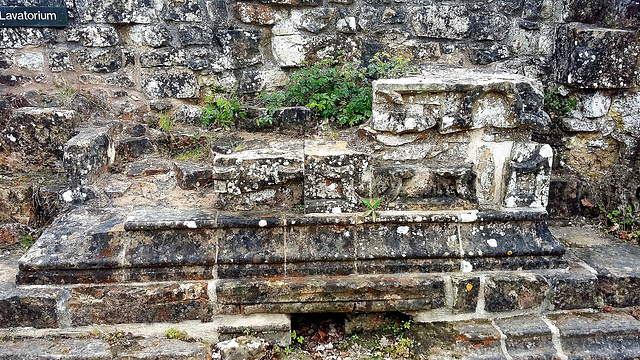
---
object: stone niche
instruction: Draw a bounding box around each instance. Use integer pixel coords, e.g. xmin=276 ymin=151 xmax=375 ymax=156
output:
xmin=306 ymin=66 xmax=553 ymax=214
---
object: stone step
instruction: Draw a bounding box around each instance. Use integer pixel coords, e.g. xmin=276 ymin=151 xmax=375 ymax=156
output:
xmin=2 ymin=312 xmax=640 ymax=359
xmin=16 ymin=206 xmax=565 ymax=285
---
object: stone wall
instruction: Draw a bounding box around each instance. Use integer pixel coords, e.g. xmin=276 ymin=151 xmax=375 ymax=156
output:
xmin=0 ymin=0 xmax=639 ymax=220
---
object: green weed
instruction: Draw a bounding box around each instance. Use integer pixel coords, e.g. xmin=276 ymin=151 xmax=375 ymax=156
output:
xmin=544 ymin=87 xmax=577 ymax=116
xmin=201 ymin=86 xmax=247 ymax=128
xmin=362 ymin=198 xmax=382 ymax=222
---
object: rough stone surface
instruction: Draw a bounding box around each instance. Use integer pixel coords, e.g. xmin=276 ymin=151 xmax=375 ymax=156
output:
xmin=64 ymin=126 xmax=115 ymax=189
xmin=68 ymin=282 xmax=213 ymax=325
xmin=555 ymin=23 xmax=640 ymax=88
xmin=484 ymin=273 xmax=549 ymax=312
xmin=0 ymin=108 xmax=80 ymax=170
xmin=142 ymin=70 xmax=197 ymax=99
xmin=217 ymin=336 xmax=267 ymax=360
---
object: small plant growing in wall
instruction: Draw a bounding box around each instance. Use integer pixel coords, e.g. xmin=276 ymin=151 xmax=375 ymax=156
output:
xmin=201 ymin=86 xmax=247 ymax=128
xmin=258 ymin=51 xmax=416 ymax=127
xmin=362 ymin=198 xmax=382 ymax=221
xmin=544 ymin=87 xmax=577 ymax=116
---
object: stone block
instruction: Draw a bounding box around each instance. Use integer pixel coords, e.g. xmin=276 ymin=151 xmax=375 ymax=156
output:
xmin=74 ymin=48 xmax=122 ymax=73
xmin=48 ymin=51 xmax=73 ymax=72
xmin=545 ymin=267 xmax=599 ymax=310
xmin=572 ymin=244 xmax=640 ymax=307
xmin=116 ymin=137 xmax=155 ymax=159
xmin=124 ymin=229 xmax=216 ymax=268
xmin=128 ymin=24 xmax=172 ymax=48
xmin=1 ymin=108 xmax=80 ymax=169
xmin=212 ymin=146 xmax=304 ymax=195
xmin=494 ymin=316 xmax=555 ymax=358
xmin=0 ymin=74 xmax=32 ymax=86
xmin=0 ymin=28 xmax=54 ymax=49
xmin=63 ymin=126 xmax=114 ymax=189
xmin=260 ymin=0 xmax=322 ymax=6
xmin=174 ymin=162 xmax=214 ymax=190
xmin=484 ymin=273 xmax=549 ymax=312
xmin=470 ymin=11 xmax=510 ymax=41
xmin=164 ymin=0 xmax=202 ymax=21
xmin=555 ymin=23 xmax=639 ymax=88
xmin=411 ymin=5 xmax=470 ymax=40
xmin=15 ymin=52 xmax=43 ymax=71
xmin=303 ymin=140 xmax=369 ymax=213
xmin=140 ymin=48 xmax=187 ymax=68
xmin=142 ymin=69 xmax=197 ymax=98
xmin=76 ymin=0 xmax=158 ymax=23
xmin=216 ymin=227 xmax=285 ymax=265
xmin=369 ymin=164 xmax=477 ymax=210
xmin=553 ymin=313 xmax=640 ymax=359
xmin=290 ymin=8 xmax=335 ymax=33
xmin=120 ymin=338 xmax=209 ymax=359
xmin=0 ymin=293 xmax=58 ymax=328
xmin=547 ymin=178 xmax=581 ymax=218
xmin=451 ymin=276 xmax=480 ymax=314
xmin=178 ymin=24 xmax=213 ymax=45
xmin=504 ymin=142 xmax=553 ymax=209
xmin=357 ymin=223 xmax=460 ymax=260
xmin=459 ymin=219 xmax=564 ymax=262
xmin=68 ymin=282 xmax=213 ymax=325
xmin=0 ymin=339 xmax=111 ymax=359
xmin=67 ymin=25 xmax=120 ymax=47
xmin=286 ymin=225 xmax=356 ymax=263
xmin=272 ymin=33 xmax=307 ymax=67
xmin=217 ymin=30 xmax=263 ymax=69
xmin=234 ymin=3 xmax=277 ymax=25
xmin=218 ymin=336 xmax=267 ymax=360
xmin=371 ymin=68 xmax=548 ymax=135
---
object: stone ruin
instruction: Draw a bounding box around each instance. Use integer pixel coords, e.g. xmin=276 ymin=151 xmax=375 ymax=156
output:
xmin=13 ymin=67 xmax=570 ymax=324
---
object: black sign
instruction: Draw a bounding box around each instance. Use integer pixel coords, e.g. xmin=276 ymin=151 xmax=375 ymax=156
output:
xmin=0 ymin=6 xmax=68 ymax=27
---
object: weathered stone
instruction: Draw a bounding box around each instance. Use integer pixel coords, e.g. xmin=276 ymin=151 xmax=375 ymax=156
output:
xmin=119 ymin=338 xmax=210 ymax=359
xmin=234 ymin=3 xmax=277 ymax=25
xmin=76 ymin=0 xmax=158 ymax=23
xmin=217 ymin=336 xmax=267 ymax=360
xmin=48 ymin=51 xmax=73 ymax=72
xmin=15 ymin=52 xmax=43 ymax=71
xmin=572 ymin=244 xmax=640 ymax=307
xmin=178 ymin=24 xmax=213 ymax=45
xmin=260 ymin=0 xmax=322 ymax=6
xmin=74 ymin=48 xmax=122 ymax=73
xmin=504 ymin=142 xmax=553 ymax=209
xmin=0 ymin=74 xmax=32 ymax=86
xmin=0 ymin=292 xmax=58 ymax=328
xmin=140 ymin=48 xmax=187 ymax=67
xmin=303 ymin=140 xmax=369 ymax=213
xmin=116 ymin=137 xmax=154 ymax=159
xmin=165 ymin=0 xmax=203 ymax=22
xmin=0 ymin=339 xmax=111 ymax=359
xmin=217 ymin=30 xmax=263 ymax=69
xmin=451 ymin=276 xmax=480 ymax=314
xmin=555 ymin=24 xmax=640 ymax=88
xmin=470 ymin=11 xmax=510 ymax=41
xmin=128 ymin=24 xmax=172 ymax=48
xmin=484 ymin=273 xmax=549 ymax=312
xmin=412 ymin=5 xmax=470 ymax=40
xmin=64 ymin=126 xmax=115 ymax=189
xmin=174 ymin=162 xmax=213 ymax=190
xmin=547 ymin=178 xmax=582 ymax=218
xmin=67 ymin=25 xmax=120 ymax=47
xmin=0 ymin=108 xmax=80 ymax=170
xmin=0 ymin=27 xmax=54 ymax=49
xmin=336 ymin=16 xmax=357 ymax=33
xmin=372 ymin=68 xmax=547 ymax=135
xmin=206 ymin=0 xmax=230 ymax=26
xmin=216 ymin=227 xmax=285 ymax=266
xmin=291 ymin=8 xmax=335 ymax=33
xmin=272 ymin=33 xmax=307 ymax=67
xmin=125 ymin=159 xmax=171 ymax=177
xmin=0 ymin=49 xmax=13 ymax=68
xmin=545 ymin=265 xmax=599 ymax=310
xmin=495 ymin=316 xmax=555 ymax=358
xmin=212 ymin=145 xmax=303 ymax=195
xmin=175 ymin=104 xmax=202 ymax=124
xmin=142 ymin=69 xmax=197 ymax=98
xmin=553 ymin=313 xmax=640 ymax=359
xmin=69 ymin=282 xmax=212 ymax=325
